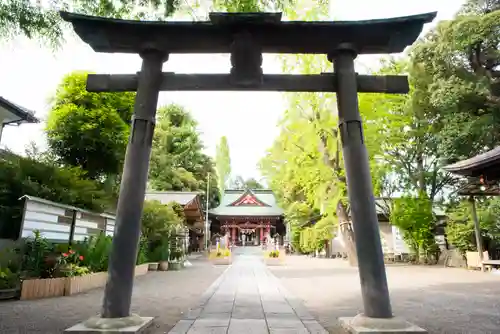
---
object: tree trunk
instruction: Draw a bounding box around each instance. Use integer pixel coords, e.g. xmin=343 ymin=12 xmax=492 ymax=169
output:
xmin=337 ymin=201 xmax=358 ymax=266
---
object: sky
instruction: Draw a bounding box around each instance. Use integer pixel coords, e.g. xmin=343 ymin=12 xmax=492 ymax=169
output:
xmin=0 ymin=0 xmax=465 ymax=182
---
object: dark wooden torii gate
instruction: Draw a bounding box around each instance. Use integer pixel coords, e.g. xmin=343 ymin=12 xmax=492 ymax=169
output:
xmin=61 ymin=11 xmax=436 ymax=333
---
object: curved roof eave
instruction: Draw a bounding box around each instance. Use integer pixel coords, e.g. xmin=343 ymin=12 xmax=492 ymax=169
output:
xmin=442 ymin=147 xmax=500 ymax=176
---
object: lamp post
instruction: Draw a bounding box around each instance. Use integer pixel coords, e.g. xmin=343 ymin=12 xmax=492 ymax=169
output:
xmin=205 ymin=172 xmax=210 ymax=250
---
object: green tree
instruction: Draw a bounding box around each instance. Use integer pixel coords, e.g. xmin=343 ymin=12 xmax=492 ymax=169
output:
xmin=148 ymin=104 xmax=219 ymax=208
xmin=446 ymin=197 xmax=500 ymax=255
xmin=409 ymin=2 xmax=500 ymax=162
xmin=244 ymin=178 xmax=264 ymax=189
xmin=0 ymin=150 xmax=112 ymax=239
xmin=1 ymin=0 xmax=295 ymax=46
xmin=215 ymin=136 xmax=231 ymax=196
xmin=370 ymin=58 xmax=454 ymax=202
xmin=45 ymin=71 xmax=135 ymax=183
xmin=141 ymin=200 xmax=184 ymax=242
xmin=390 ymin=196 xmax=439 ymax=263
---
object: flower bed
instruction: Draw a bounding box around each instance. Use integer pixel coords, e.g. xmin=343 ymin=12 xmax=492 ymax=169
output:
xmin=264 ymin=249 xmax=284 ymax=266
xmin=64 ymin=271 xmax=108 ymax=296
xmin=209 ymin=248 xmax=232 ymax=265
xmin=21 ymin=262 xmax=151 ymax=300
xmin=20 ymin=277 xmax=66 ymax=300
xmin=16 ymin=232 xmax=155 ymax=300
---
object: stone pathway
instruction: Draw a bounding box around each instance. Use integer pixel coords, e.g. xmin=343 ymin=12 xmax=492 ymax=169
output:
xmin=169 ymin=248 xmax=328 ymax=334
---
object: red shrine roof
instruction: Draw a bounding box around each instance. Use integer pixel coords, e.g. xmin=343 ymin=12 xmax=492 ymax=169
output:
xmin=209 ymin=189 xmax=283 ymax=218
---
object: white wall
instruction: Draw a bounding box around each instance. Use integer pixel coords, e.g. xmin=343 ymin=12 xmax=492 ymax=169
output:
xmin=20 ymin=196 xmax=115 ymax=243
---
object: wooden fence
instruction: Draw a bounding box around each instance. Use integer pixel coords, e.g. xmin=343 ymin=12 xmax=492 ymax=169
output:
xmin=19 ymin=195 xmax=115 ymax=243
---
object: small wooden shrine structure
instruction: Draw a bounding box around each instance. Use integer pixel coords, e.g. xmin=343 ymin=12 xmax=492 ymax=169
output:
xmin=209 ymin=189 xmax=284 ymax=246
xmin=443 ymin=147 xmax=500 ymax=264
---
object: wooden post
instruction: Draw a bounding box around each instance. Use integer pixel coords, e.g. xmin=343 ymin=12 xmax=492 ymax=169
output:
xmin=103 ymin=217 xmax=108 ymax=236
xmin=469 ymin=196 xmax=485 ymax=270
xmin=68 ymin=210 xmax=77 ymax=246
xmin=101 ymin=50 xmax=167 ymax=319
xmin=331 ymin=45 xmax=392 ymax=319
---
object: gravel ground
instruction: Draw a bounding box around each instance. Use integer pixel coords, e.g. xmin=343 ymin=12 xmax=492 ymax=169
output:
xmin=270 ymin=255 xmax=500 ymax=334
xmin=0 ymin=256 xmax=225 ymax=334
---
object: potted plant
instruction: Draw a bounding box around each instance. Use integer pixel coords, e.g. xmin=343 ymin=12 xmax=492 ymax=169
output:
xmin=265 ymin=249 xmax=283 ymax=266
xmin=209 ymin=247 xmax=232 ymax=265
xmin=0 ymin=267 xmax=19 ymax=300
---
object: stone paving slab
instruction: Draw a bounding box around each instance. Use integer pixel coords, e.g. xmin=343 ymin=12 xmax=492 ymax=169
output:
xmin=168 ymin=248 xmax=328 ymax=334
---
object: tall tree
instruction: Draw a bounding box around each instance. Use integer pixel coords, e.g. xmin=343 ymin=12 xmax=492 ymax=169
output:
xmin=409 ymin=2 xmax=500 ymax=163
xmin=373 ymin=59 xmax=454 ymax=202
xmin=46 ymin=71 xmax=135 ymax=183
xmin=148 ymin=104 xmax=219 ymax=208
xmin=215 ymin=136 xmax=231 ymax=196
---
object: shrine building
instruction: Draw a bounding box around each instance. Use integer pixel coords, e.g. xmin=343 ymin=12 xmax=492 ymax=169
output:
xmin=209 ymin=189 xmax=285 ymax=246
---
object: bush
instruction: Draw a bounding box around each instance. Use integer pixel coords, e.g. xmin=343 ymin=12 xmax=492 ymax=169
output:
xmin=0 ymin=151 xmax=113 ymax=239
xmin=446 ymin=198 xmax=500 ymax=255
xmin=20 ymin=230 xmax=55 ymax=278
xmin=0 ymin=267 xmax=18 ymax=289
xmin=141 ymin=200 xmax=184 ymax=242
xmin=74 ymin=233 xmax=112 ymax=272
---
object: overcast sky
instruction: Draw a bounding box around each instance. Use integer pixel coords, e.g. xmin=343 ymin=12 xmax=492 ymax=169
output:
xmin=0 ymin=0 xmax=465 ymax=181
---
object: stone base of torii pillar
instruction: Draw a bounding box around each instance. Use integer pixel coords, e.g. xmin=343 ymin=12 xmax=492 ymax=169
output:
xmin=339 ymin=314 xmax=427 ymax=334
xmin=65 ymin=314 xmax=154 ymax=333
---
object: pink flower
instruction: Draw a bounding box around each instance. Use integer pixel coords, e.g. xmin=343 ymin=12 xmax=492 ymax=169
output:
xmin=79 ymin=256 xmax=84 ymax=261
xmin=62 ymin=253 xmax=68 ymax=257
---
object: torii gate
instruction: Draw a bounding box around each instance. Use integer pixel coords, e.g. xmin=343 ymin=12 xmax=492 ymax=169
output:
xmin=61 ymin=11 xmax=436 ymax=333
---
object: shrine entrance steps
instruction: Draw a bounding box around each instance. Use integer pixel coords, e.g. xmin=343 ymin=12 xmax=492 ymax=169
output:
xmin=168 ymin=247 xmax=327 ymax=333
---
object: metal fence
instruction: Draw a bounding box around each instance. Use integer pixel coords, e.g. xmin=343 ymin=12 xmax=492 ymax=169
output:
xmin=19 ymin=195 xmax=115 ymax=244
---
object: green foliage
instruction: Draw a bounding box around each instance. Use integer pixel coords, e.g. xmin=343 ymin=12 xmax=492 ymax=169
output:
xmin=212 ymin=0 xmax=295 ymax=12
xmin=409 ymin=5 xmax=500 ymax=163
xmin=228 ymin=176 xmax=264 ymax=190
xmin=0 ymin=151 xmax=112 ymax=239
xmin=1 ymin=0 xmax=300 ymax=47
xmin=0 ymin=0 xmax=62 ymax=47
xmin=74 ymin=233 xmax=113 ymax=272
xmin=243 ymin=178 xmax=264 ymax=189
xmin=446 ymin=198 xmax=500 ymax=255
xmin=215 ymin=136 xmax=231 ymax=196
xmin=46 ymin=71 xmax=135 ymax=181
xmin=259 ymin=2 xmax=341 ymax=254
xmin=0 ymin=267 xmax=18 ymax=289
xmin=267 ymin=250 xmax=280 ymax=258
xmin=141 ymin=200 xmax=185 ymax=263
xmin=390 ymin=196 xmax=438 ymax=262
xmin=19 ymin=230 xmax=55 ymax=278
xmin=136 ymin=237 xmax=149 ymax=265
xmin=148 ymin=104 xmax=219 ymax=208
xmin=141 ymin=200 xmax=183 ymax=242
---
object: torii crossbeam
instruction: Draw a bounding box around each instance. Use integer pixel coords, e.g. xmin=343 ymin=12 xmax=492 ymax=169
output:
xmin=61 ymin=11 xmax=436 ymax=334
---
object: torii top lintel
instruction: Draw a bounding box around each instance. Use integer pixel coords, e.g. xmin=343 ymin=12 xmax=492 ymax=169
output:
xmin=60 ymin=11 xmax=436 ymax=55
